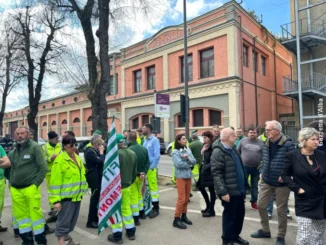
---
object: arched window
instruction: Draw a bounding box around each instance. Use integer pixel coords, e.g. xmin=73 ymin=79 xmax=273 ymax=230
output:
xmin=52 ymin=103 xmax=55 ymax=107
xmin=51 ymin=121 xmax=56 ymax=126
xmin=62 ymin=100 xmax=66 ymax=105
xmin=73 ymin=117 xmax=80 ymax=123
xmin=61 ymin=119 xmax=67 ymax=124
xmin=43 ymin=122 xmax=47 ymax=127
xmin=87 ymin=116 xmax=92 ymax=122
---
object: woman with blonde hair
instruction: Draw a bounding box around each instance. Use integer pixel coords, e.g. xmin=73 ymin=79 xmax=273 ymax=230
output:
xmin=282 ymin=127 xmax=326 ymax=245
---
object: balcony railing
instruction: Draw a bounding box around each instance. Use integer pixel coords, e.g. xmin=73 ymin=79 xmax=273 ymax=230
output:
xmin=281 ymin=18 xmax=326 ymax=40
xmin=283 ymin=72 xmax=326 ymax=94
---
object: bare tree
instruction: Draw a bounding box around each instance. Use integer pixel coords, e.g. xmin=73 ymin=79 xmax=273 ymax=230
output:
xmin=0 ymin=21 xmax=24 ymax=134
xmin=11 ymin=4 xmax=65 ymax=140
xmin=49 ymin=0 xmax=164 ymax=139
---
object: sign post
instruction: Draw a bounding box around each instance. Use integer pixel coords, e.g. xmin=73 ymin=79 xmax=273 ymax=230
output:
xmin=154 ymin=93 xmax=170 ymax=118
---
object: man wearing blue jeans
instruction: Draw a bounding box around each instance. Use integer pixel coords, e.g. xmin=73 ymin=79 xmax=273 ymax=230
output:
xmin=237 ymin=127 xmax=264 ymax=211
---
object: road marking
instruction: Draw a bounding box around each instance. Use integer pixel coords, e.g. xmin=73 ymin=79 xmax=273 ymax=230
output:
xmin=74 ymin=226 xmax=98 ymax=240
xmin=159 ymin=188 xmax=174 ymax=193
xmin=160 ymin=205 xmax=297 ymax=227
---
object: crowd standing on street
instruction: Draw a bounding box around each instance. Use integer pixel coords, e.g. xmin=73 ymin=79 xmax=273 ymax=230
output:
xmin=0 ymin=119 xmax=326 ymax=245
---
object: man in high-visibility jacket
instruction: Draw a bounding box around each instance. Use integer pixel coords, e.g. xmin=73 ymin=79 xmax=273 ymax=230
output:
xmin=108 ymin=134 xmax=137 ymax=244
xmin=0 ymin=144 xmax=11 ymax=245
xmin=8 ymin=127 xmax=48 ymax=245
xmin=136 ymin=128 xmax=145 ymax=145
xmin=42 ymin=131 xmax=61 ymax=223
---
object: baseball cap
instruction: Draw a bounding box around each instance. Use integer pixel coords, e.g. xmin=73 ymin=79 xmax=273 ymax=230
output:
xmin=116 ymin=134 xmax=125 ymax=144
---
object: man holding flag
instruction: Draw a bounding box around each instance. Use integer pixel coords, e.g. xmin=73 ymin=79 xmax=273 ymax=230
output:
xmin=98 ymin=118 xmax=137 ymax=244
xmin=142 ymin=123 xmax=161 ymax=219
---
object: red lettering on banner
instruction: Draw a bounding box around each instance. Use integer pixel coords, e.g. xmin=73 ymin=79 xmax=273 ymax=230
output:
xmin=110 ymin=191 xmax=119 ymax=200
xmin=105 ymin=198 xmax=113 ymax=206
xmin=100 ymin=174 xmax=121 ymax=201
xmin=99 ymin=203 xmax=108 ymax=213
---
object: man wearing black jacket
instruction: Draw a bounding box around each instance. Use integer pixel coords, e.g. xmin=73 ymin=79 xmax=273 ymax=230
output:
xmin=211 ymin=128 xmax=248 ymax=245
xmin=85 ymin=134 xmax=105 ymax=229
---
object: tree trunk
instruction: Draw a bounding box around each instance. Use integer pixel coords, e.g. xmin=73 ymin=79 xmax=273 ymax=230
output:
xmin=0 ymin=55 xmax=11 ymax=135
xmin=91 ymin=0 xmax=110 ymax=140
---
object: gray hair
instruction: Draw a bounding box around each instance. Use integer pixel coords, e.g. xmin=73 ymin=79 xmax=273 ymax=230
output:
xmin=90 ymin=134 xmax=102 ymax=145
xmin=298 ymin=127 xmax=319 ymax=148
xmin=265 ymin=120 xmax=282 ymax=132
xmin=15 ymin=126 xmax=30 ymax=134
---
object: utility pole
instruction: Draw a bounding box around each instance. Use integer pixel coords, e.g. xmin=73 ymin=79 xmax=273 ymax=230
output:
xmin=183 ymin=0 xmax=190 ymax=138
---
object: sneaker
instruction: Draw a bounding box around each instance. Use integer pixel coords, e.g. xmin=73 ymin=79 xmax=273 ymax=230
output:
xmin=251 ymin=229 xmax=271 ymax=238
xmin=287 ymin=214 xmax=292 ymax=220
xmin=276 ymin=237 xmax=285 ymax=245
xmin=251 ymin=203 xmax=259 ymax=211
xmin=268 ymin=213 xmax=272 ymax=220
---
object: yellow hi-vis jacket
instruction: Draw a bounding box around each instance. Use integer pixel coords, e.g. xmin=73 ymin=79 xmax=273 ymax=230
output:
xmin=49 ymin=151 xmax=88 ymax=204
xmin=42 ymin=143 xmax=62 ymax=172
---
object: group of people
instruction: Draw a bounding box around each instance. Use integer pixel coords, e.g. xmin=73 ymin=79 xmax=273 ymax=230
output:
xmin=0 ymin=119 xmax=325 ymax=245
xmin=171 ymin=120 xmax=326 ymax=245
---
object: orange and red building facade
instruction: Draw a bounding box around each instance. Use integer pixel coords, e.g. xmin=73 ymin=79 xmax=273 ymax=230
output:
xmin=3 ymin=1 xmax=293 ymax=142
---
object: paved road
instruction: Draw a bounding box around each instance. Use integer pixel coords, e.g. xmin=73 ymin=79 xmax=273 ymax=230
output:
xmin=1 ymin=180 xmax=299 ymax=245
xmin=158 ymin=154 xmax=173 ymax=177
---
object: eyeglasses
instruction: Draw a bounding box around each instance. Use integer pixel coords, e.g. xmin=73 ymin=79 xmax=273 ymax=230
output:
xmin=265 ymin=129 xmax=275 ymax=132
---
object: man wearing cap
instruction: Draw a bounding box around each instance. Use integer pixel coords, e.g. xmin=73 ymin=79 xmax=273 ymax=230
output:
xmin=42 ymin=131 xmax=61 ymax=223
xmin=108 ymin=134 xmax=137 ymax=244
xmin=142 ymin=123 xmax=161 ymax=219
xmin=188 ymin=129 xmax=198 ymax=143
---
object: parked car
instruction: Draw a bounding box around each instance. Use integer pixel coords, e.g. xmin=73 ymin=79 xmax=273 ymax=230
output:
xmin=166 ymin=135 xmax=204 ymax=156
xmin=157 ymin=137 xmax=166 ymax=154
xmin=75 ymin=136 xmax=91 ymax=162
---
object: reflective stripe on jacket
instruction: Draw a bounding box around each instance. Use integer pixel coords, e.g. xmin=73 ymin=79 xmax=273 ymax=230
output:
xmin=49 ymin=151 xmax=88 ymax=204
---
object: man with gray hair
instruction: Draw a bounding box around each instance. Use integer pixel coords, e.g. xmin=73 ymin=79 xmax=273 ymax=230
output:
xmin=211 ymin=128 xmax=248 ymax=245
xmin=251 ymin=120 xmax=295 ymax=245
xmin=85 ymin=134 xmax=105 ymax=229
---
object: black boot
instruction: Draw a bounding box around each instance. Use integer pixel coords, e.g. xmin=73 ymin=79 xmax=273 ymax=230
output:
xmin=133 ymin=216 xmax=140 ymax=226
xmin=139 ymin=210 xmax=146 ymax=220
xmin=20 ymin=231 xmax=34 ymax=245
xmin=149 ymin=202 xmax=160 ymax=219
xmin=181 ymin=213 xmax=192 ymax=225
xmin=173 ymin=217 xmax=186 ymax=229
xmin=201 ymin=207 xmax=209 ymax=214
xmin=45 ymin=215 xmax=57 ymax=223
xmin=35 ymin=231 xmax=47 ymax=245
xmin=202 ymin=209 xmax=216 ymax=217
xmin=108 ymin=232 xmax=123 ymax=244
xmin=126 ymin=227 xmax=136 ymax=240
xmin=14 ymin=228 xmax=20 ymax=238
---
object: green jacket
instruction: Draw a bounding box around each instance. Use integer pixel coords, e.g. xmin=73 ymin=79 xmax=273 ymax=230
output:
xmin=128 ymin=141 xmax=150 ymax=175
xmin=189 ymin=139 xmax=203 ymax=164
xmin=118 ymin=147 xmax=137 ymax=188
xmin=8 ymin=139 xmax=48 ymax=188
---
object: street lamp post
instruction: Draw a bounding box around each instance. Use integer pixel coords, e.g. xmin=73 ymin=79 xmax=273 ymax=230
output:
xmin=183 ymin=0 xmax=190 ymax=138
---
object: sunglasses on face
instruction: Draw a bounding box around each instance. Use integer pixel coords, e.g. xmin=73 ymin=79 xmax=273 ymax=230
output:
xmin=69 ymin=143 xmax=78 ymax=147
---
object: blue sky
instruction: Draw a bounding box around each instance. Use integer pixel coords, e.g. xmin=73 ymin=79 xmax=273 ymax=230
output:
xmin=0 ymin=0 xmax=292 ymax=111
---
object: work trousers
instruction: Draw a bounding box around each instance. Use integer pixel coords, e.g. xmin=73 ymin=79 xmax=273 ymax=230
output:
xmin=0 ymin=178 xmax=5 ymax=220
xmin=111 ymin=187 xmax=136 ymax=235
xmin=147 ymin=168 xmax=159 ymax=202
xmin=11 ymin=185 xmax=46 ymax=245
xmin=87 ymin=188 xmax=100 ymax=224
xmin=221 ymin=195 xmax=245 ymax=242
xmin=175 ymin=178 xmax=192 ymax=217
xmin=45 ymin=173 xmax=53 ymax=209
xmin=130 ymin=177 xmax=144 ymax=216
xmin=56 ymin=200 xmax=80 ymax=238
xmin=257 ymin=180 xmax=290 ymax=238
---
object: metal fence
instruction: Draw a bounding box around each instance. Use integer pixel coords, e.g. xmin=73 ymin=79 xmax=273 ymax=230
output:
xmin=283 ymin=72 xmax=326 ymax=93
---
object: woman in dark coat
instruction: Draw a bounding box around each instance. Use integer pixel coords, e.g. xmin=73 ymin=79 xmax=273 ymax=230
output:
xmin=281 ymin=127 xmax=326 ymax=245
xmin=197 ymin=131 xmax=216 ymax=217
